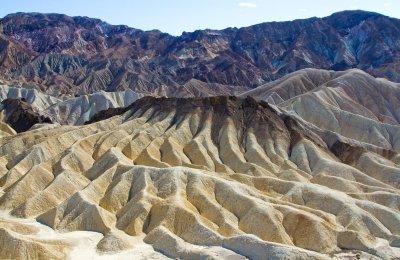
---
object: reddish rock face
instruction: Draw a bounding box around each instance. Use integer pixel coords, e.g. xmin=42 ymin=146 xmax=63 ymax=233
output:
xmin=0 ymin=10 xmax=400 ymax=95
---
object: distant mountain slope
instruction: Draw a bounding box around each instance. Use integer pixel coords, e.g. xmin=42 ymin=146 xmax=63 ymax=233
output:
xmin=0 ymin=10 xmax=400 ymax=95
xmin=0 ymin=84 xmax=61 ymax=109
xmin=0 ymin=85 xmax=141 ymax=125
xmin=45 ymin=89 xmax=141 ymax=125
xmin=242 ymin=68 xmax=400 ymax=152
xmin=241 ymin=68 xmax=400 ymax=124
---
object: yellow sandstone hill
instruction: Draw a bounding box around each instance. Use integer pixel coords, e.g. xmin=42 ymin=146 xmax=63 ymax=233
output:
xmin=0 ymin=96 xmax=399 ymax=259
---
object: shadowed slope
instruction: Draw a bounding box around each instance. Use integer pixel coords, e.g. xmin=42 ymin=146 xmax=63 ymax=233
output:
xmin=0 ymin=98 xmax=53 ymax=132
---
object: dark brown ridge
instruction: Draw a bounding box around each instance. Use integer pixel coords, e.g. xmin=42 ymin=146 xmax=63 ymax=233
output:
xmin=1 ymin=98 xmax=53 ymax=133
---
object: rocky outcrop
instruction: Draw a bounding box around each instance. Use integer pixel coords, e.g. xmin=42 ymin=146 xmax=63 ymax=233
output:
xmin=85 ymin=106 xmax=128 ymax=124
xmin=0 ymin=98 xmax=53 ymax=132
xmin=0 ymin=96 xmax=399 ymax=258
xmin=1 ymin=11 xmax=400 ymax=95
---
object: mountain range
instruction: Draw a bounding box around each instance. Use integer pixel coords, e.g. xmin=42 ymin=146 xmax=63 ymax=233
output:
xmin=1 ymin=10 xmax=400 ymax=96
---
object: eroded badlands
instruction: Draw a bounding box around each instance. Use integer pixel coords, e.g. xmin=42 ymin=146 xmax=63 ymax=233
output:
xmin=0 ymin=96 xmax=399 ymax=259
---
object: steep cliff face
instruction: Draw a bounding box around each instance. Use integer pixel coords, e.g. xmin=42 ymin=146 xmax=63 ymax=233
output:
xmin=0 ymin=10 xmax=400 ymax=95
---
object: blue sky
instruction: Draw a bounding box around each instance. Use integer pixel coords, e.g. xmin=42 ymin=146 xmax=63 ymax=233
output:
xmin=1 ymin=0 xmax=399 ymax=35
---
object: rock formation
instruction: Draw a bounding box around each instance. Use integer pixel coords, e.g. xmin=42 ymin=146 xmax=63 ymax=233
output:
xmin=0 ymin=96 xmax=399 ymax=259
xmin=0 ymin=98 xmax=53 ymax=132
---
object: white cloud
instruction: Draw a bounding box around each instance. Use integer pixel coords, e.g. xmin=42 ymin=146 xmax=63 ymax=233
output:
xmin=384 ymin=2 xmax=391 ymax=7
xmin=238 ymin=2 xmax=257 ymax=8
xmin=298 ymin=8 xmax=308 ymax=12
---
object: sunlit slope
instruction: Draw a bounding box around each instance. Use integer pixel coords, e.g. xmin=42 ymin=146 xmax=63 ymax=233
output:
xmin=242 ymin=69 xmax=400 ymax=152
xmin=45 ymin=89 xmax=141 ymax=125
xmin=0 ymin=96 xmax=399 ymax=259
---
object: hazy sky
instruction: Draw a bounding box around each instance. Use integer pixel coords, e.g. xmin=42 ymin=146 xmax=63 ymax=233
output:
xmin=1 ymin=0 xmax=399 ymax=35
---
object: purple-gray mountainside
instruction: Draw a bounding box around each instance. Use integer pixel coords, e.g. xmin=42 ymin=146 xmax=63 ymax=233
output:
xmin=0 ymin=10 xmax=399 ymax=96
